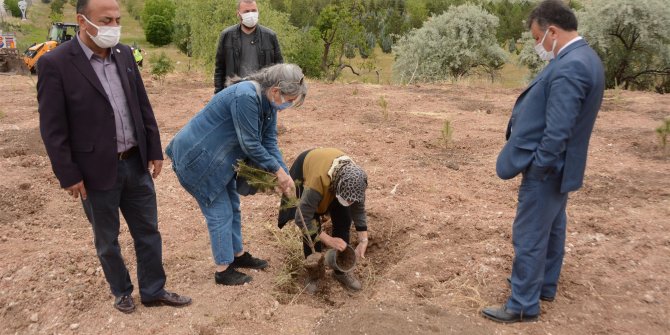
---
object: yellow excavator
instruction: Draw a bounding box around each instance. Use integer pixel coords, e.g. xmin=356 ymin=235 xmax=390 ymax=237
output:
xmin=24 ymin=22 xmax=79 ymax=73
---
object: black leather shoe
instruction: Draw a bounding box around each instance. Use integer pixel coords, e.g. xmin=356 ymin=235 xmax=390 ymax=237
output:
xmin=506 ymin=277 xmax=555 ymax=302
xmin=231 ymin=252 xmax=268 ymax=269
xmin=481 ymin=306 xmax=538 ymax=323
xmin=114 ymin=295 xmax=135 ymax=314
xmin=142 ymin=291 xmax=192 ymax=307
xmin=215 ymin=266 xmax=253 ymax=285
xmin=540 ymin=295 xmax=555 ymax=302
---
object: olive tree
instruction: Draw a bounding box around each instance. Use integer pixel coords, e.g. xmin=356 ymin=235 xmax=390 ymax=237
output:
xmin=393 ymin=4 xmax=507 ymax=83
xmin=316 ymin=0 xmax=368 ymax=80
xmin=579 ymin=0 xmax=670 ymax=92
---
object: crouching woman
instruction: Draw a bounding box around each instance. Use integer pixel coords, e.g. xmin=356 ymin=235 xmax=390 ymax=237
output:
xmin=278 ymin=148 xmax=369 ymax=293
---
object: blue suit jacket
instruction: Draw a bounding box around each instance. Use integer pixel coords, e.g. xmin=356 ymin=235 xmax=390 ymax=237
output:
xmin=496 ymin=39 xmax=605 ymax=193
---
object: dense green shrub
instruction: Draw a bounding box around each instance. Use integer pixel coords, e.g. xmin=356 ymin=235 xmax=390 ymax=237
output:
xmin=142 ymin=0 xmax=175 ymax=45
xmin=145 ymin=14 xmax=173 ymax=46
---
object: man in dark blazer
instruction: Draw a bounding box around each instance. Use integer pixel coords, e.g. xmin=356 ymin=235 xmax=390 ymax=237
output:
xmin=482 ymin=0 xmax=605 ymax=323
xmin=37 ymin=0 xmax=191 ymax=314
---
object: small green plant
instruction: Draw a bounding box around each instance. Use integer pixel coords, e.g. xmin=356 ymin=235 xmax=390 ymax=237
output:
xmin=441 ymin=120 xmax=454 ymax=148
xmin=0 ymin=109 xmax=5 ymax=120
xmin=378 ymin=95 xmax=389 ymax=120
xmin=611 ymin=78 xmax=625 ymax=106
xmin=656 ymin=117 xmax=670 ymax=150
xmin=352 ymin=87 xmax=358 ymax=96
xmin=150 ymin=52 xmax=174 ymax=85
xmin=234 ymin=161 xmax=278 ymax=193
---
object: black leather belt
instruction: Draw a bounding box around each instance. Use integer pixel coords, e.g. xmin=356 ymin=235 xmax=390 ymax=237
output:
xmin=118 ymin=146 xmax=138 ymax=160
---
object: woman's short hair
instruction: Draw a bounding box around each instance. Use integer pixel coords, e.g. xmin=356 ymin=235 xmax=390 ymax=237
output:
xmin=226 ymin=63 xmax=308 ymax=107
xmin=527 ymin=0 xmax=578 ymax=31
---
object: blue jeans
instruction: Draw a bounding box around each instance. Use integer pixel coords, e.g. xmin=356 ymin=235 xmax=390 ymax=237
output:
xmin=81 ymin=153 xmax=166 ymax=301
xmin=505 ymin=165 xmax=569 ymax=316
xmin=196 ymin=178 xmax=243 ymax=265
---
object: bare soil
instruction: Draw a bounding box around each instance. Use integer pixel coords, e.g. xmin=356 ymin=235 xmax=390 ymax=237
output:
xmin=1 ymin=71 xmax=669 ymax=335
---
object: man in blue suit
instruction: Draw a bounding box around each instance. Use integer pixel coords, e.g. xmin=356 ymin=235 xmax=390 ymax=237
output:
xmin=482 ymin=0 xmax=605 ymax=323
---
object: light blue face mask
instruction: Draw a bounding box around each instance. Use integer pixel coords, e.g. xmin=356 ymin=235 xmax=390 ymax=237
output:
xmin=271 ymin=93 xmax=292 ymax=110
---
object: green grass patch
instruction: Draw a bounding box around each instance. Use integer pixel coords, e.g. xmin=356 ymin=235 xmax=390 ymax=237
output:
xmin=337 ymin=47 xmax=395 ymax=85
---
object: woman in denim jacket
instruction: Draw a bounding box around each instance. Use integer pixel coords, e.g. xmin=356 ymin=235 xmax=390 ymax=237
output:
xmin=166 ymin=64 xmax=307 ymax=285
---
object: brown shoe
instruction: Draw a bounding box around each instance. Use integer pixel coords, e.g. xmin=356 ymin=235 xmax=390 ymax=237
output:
xmin=142 ymin=291 xmax=192 ymax=307
xmin=114 ymin=295 xmax=135 ymax=314
xmin=333 ymin=272 xmax=362 ymax=291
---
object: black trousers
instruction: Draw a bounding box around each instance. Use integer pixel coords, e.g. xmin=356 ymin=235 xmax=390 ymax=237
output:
xmin=81 ymin=152 xmax=166 ymax=301
xmin=278 ymin=150 xmax=353 ymax=258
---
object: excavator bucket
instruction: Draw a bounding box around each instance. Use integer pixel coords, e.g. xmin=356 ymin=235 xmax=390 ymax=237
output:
xmin=0 ymin=48 xmax=29 ymax=74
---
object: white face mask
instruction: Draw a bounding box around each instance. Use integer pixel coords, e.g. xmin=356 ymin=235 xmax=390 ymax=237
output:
xmin=240 ymin=11 xmax=259 ymax=28
xmin=534 ymin=29 xmax=557 ymax=62
xmin=336 ymin=194 xmax=352 ymax=207
xmin=81 ymin=15 xmax=121 ymax=49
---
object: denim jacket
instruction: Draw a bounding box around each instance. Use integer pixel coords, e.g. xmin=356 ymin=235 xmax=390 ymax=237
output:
xmin=165 ymin=81 xmax=288 ymax=206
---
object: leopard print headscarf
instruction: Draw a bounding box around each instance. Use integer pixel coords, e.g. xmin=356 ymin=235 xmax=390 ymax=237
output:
xmin=331 ymin=160 xmax=367 ymax=204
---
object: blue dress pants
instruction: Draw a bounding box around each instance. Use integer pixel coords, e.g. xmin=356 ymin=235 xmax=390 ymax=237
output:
xmin=505 ymin=166 xmax=569 ymax=316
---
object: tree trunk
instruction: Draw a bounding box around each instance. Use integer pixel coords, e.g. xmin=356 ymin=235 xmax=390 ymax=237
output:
xmin=321 ymin=41 xmax=331 ymax=74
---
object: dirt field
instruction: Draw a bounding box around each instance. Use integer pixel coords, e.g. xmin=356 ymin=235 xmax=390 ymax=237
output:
xmin=1 ymin=70 xmax=669 ymax=335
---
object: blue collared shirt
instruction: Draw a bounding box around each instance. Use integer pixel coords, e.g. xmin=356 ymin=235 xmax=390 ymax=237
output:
xmin=77 ymin=34 xmax=136 ymax=153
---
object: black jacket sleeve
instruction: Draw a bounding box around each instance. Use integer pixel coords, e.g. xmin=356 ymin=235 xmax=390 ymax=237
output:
xmin=272 ymin=33 xmax=283 ymax=64
xmin=214 ymin=31 xmax=227 ymax=94
xmin=295 ymin=188 xmax=322 ymax=234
